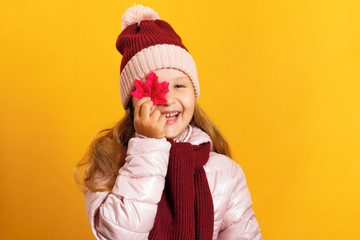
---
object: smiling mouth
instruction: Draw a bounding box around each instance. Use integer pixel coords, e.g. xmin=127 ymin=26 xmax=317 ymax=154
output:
xmin=162 ymin=112 xmax=180 ymax=124
xmin=162 ymin=112 xmax=179 ymax=117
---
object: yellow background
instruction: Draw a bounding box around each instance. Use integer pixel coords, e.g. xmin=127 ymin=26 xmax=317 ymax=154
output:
xmin=1 ymin=0 xmax=359 ymax=239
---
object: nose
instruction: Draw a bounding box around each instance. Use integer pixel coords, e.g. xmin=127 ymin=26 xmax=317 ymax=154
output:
xmin=164 ymin=89 xmax=175 ymax=106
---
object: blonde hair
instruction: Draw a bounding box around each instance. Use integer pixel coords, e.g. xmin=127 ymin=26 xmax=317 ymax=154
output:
xmin=74 ymin=102 xmax=231 ymax=192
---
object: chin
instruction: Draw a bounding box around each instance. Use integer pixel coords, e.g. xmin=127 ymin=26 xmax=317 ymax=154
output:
xmin=164 ymin=128 xmax=182 ymax=140
xmin=165 ymin=132 xmax=179 ymax=140
xmin=164 ymin=121 xmax=190 ymax=140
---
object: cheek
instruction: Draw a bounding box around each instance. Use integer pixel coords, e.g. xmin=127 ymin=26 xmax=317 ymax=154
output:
xmin=182 ymin=93 xmax=195 ymax=115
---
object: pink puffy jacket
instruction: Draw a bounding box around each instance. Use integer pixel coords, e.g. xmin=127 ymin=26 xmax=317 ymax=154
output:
xmin=84 ymin=125 xmax=262 ymax=239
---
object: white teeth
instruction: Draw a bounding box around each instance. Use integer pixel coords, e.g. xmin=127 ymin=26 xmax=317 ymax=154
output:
xmin=162 ymin=112 xmax=179 ymax=117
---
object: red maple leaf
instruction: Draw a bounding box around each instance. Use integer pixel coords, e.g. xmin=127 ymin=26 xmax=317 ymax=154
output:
xmin=130 ymin=72 xmax=169 ymax=105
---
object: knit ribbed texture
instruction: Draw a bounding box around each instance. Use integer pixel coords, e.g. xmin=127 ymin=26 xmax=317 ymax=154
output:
xmin=148 ymin=140 xmax=214 ymax=240
xmin=117 ymin=20 xmax=187 ymax=71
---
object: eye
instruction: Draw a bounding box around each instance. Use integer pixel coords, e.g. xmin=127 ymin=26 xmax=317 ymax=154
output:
xmin=174 ymin=84 xmax=185 ymax=88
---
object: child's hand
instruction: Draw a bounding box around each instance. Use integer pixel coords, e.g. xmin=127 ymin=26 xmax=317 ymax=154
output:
xmin=133 ymin=97 xmax=167 ymax=139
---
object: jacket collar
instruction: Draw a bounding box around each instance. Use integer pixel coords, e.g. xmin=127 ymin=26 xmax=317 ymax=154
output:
xmin=175 ymin=125 xmax=214 ymax=151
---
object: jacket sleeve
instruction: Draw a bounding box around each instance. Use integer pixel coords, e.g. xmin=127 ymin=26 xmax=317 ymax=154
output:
xmin=217 ymin=162 xmax=263 ymax=240
xmin=84 ymin=136 xmax=171 ymax=240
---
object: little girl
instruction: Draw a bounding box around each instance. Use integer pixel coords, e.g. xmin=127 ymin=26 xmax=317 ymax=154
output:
xmin=75 ymin=4 xmax=262 ymax=240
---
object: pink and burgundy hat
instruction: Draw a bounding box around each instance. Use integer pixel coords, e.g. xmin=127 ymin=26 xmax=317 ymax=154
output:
xmin=116 ymin=4 xmax=199 ymax=109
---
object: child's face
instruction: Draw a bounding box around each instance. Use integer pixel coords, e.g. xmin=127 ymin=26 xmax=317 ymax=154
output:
xmin=131 ymin=68 xmax=195 ymax=140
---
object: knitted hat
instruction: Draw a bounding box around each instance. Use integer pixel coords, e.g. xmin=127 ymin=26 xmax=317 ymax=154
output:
xmin=116 ymin=4 xmax=199 ymax=109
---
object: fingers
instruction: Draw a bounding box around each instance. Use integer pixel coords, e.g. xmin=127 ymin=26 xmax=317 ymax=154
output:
xmin=150 ymin=109 xmax=160 ymax=120
xmin=134 ymin=97 xmax=151 ymax=122
xmin=140 ymin=100 xmax=153 ymax=119
xmin=133 ymin=97 xmax=166 ymax=139
xmin=150 ymin=109 xmax=165 ymax=123
xmin=158 ymin=114 xmax=167 ymax=126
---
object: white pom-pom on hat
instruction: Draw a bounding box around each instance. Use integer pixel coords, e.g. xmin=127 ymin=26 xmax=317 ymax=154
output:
xmin=121 ymin=3 xmax=160 ymax=30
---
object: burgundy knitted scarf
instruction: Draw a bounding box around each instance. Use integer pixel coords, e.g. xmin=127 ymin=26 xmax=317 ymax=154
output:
xmin=148 ymin=139 xmax=214 ymax=240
